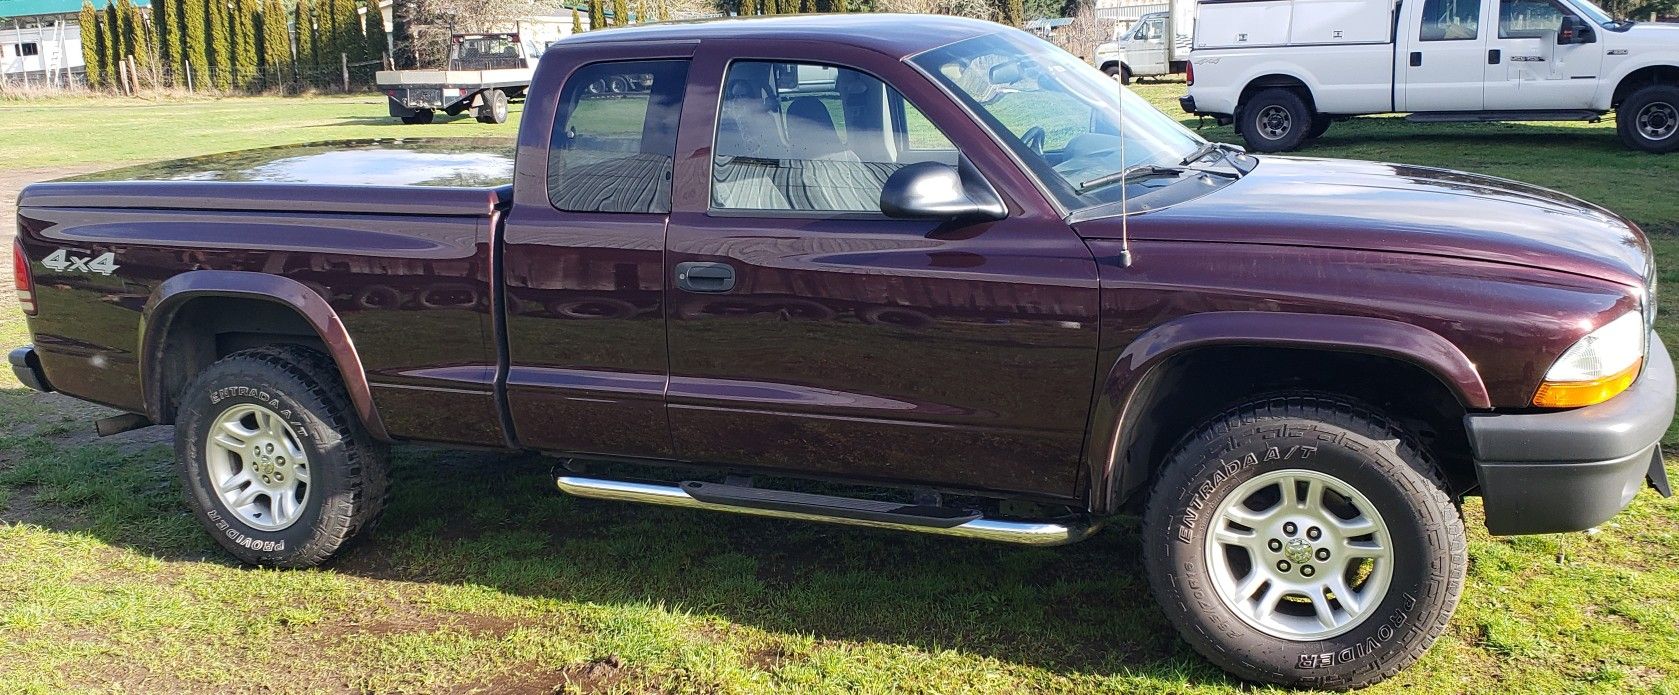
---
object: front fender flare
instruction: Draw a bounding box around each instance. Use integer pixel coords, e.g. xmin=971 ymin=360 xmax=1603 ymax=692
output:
xmin=138 ymin=270 xmax=391 ymax=441
xmin=1082 ymin=311 xmax=1489 ymax=514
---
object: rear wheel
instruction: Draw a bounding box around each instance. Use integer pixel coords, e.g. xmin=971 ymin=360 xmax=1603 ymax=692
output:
xmin=1143 ymin=395 xmax=1466 ymax=690
xmin=476 ymin=89 xmax=510 ymax=124
xmin=175 ymin=346 xmax=390 ymax=568
xmin=1306 ymin=114 xmax=1333 ymax=141
xmin=1240 ymin=88 xmax=1312 ymax=153
xmin=1618 ymin=85 xmax=1679 ymax=153
xmin=400 ymin=109 xmax=434 ymax=125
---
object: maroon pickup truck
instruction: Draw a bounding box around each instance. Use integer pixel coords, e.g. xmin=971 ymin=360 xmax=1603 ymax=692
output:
xmin=10 ymin=15 xmax=1675 ymax=690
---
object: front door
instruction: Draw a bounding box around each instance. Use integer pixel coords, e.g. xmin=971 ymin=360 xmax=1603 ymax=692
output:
xmin=1483 ymin=0 xmax=1603 ymax=109
xmin=1400 ymin=0 xmax=1492 ymax=111
xmin=501 ymin=48 xmax=693 ymax=457
xmin=1127 ymin=14 xmax=1170 ymax=75
xmin=661 ymin=43 xmax=1101 ymax=500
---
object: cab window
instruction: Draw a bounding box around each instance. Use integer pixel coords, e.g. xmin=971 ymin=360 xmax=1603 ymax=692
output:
xmin=1419 ymin=0 xmax=1482 ymax=40
xmin=548 ymin=59 xmax=689 ymax=214
xmin=710 ymin=60 xmax=957 ymax=213
xmin=1499 ymin=0 xmax=1570 ymax=38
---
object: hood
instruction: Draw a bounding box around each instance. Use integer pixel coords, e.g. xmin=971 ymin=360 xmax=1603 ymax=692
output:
xmin=59 ymin=138 xmax=516 ymax=188
xmin=1079 ymin=156 xmax=1652 ymax=288
xmin=1619 ymin=21 xmax=1679 ymax=43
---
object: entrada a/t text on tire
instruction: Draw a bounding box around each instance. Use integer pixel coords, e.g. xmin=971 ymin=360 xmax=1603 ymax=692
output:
xmin=1143 ymin=395 xmax=1467 ymax=690
xmin=174 ymin=346 xmax=391 ymax=568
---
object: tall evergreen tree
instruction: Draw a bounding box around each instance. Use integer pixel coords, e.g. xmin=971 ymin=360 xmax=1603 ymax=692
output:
xmin=798 ymin=0 xmax=811 ymax=12
xmin=118 ymin=0 xmax=151 ymax=72
xmin=1000 ymin=0 xmax=1024 ymax=25
xmin=830 ymin=0 xmax=847 ymax=12
xmin=295 ymin=0 xmax=318 ymax=82
xmin=104 ymin=1 xmax=124 ymax=68
xmin=336 ymin=0 xmax=365 ymax=63
xmin=231 ymin=0 xmax=258 ymax=87
xmin=205 ymin=0 xmax=229 ymax=88
xmin=571 ymin=8 xmax=583 ymax=33
xmin=181 ymin=0 xmax=207 ymax=86
xmin=390 ymin=0 xmax=416 ymax=68
xmin=589 ymin=0 xmax=604 ymax=29
xmin=258 ymin=0 xmax=289 ymax=84
xmin=152 ymin=0 xmax=175 ymax=82
xmin=611 ymin=0 xmax=628 ymax=24
xmin=79 ymin=2 xmax=104 ymax=86
xmin=364 ymin=1 xmax=388 ymax=65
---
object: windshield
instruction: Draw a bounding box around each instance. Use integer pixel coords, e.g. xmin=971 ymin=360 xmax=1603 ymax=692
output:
xmin=910 ymin=31 xmax=1205 ymax=210
xmin=1568 ymin=0 xmax=1616 ymax=24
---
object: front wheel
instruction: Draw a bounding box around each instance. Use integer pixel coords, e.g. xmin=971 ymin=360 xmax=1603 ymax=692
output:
xmin=1240 ymin=88 xmax=1313 ymax=153
xmin=1143 ymin=395 xmax=1466 ymax=690
xmin=1618 ymin=85 xmax=1679 ymax=153
xmin=175 ymin=346 xmax=390 ymax=568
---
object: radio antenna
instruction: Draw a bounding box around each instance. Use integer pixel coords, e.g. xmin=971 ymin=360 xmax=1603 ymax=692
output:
xmin=1118 ymin=83 xmax=1133 ymax=268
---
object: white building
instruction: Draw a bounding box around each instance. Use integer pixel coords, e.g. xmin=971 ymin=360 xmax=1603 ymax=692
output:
xmin=0 ymin=0 xmax=150 ymax=85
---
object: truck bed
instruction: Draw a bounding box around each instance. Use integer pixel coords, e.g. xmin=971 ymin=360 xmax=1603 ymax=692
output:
xmin=16 ymin=139 xmax=516 ymax=446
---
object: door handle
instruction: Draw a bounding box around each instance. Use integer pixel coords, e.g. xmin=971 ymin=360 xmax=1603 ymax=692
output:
xmin=675 ymin=262 xmax=736 ymax=293
xmin=1488 ymin=49 xmax=1502 ymax=64
xmin=1410 ymin=51 xmax=1422 ymax=67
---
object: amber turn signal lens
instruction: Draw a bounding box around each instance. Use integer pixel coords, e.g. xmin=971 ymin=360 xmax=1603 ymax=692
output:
xmin=1533 ymin=358 xmax=1643 ymax=408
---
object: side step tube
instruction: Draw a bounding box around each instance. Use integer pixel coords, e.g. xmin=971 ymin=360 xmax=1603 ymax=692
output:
xmin=555 ymin=475 xmax=1099 ymax=547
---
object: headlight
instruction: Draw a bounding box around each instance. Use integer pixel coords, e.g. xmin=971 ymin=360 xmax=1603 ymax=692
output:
xmin=1533 ymin=311 xmax=1646 ymax=408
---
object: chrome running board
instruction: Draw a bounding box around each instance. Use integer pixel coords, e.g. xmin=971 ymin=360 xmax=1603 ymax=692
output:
xmin=554 ymin=475 xmax=1099 ymax=546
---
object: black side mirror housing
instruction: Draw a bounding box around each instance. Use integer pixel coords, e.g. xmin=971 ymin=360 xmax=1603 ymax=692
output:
xmin=879 ymin=160 xmax=1006 ymax=221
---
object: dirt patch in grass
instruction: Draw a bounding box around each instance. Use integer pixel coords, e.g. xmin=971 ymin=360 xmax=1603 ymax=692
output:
xmin=556 ymin=656 xmax=627 ymax=694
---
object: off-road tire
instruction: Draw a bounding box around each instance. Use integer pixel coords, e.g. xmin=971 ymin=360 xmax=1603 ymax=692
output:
xmin=1240 ymin=88 xmax=1312 ymax=153
xmin=1617 ymin=85 xmax=1679 ymax=154
xmin=1142 ymin=394 xmax=1466 ymax=690
xmin=175 ymin=345 xmax=390 ymax=568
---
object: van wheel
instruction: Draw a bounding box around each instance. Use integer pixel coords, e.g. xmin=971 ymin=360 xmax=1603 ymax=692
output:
xmin=1618 ymin=85 xmax=1679 ymax=153
xmin=1143 ymin=394 xmax=1466 ymax=690
xmin=1240 ymin=88 xmax=1312 ymax=153
xmin=175 ymin=346 xmax=390 ymax=568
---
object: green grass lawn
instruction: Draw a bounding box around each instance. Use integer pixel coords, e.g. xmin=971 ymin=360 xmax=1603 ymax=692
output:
xmin=2 ymin=87 xmax=1679 ymax=694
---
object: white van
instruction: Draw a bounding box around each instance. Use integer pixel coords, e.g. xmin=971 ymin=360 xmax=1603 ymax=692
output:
xmin=1092 ymin=0 xmax=1197 ymax=82
xmin=1182 ymin=0 xmax=1679 ymax=153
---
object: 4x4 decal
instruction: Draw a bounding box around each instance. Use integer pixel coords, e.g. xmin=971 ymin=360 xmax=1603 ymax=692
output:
xmin=40 ymin=249 xmax=119 ymax=276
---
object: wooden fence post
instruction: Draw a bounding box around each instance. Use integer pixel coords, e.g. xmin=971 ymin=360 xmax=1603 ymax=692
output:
xmin=341 ymin=53 xmax=350 ymax=92
xmin=117 ymin=58 xmax=131 ymax=95
xmin=185 ymin=59 xmax=194 ymax=92
xmin=126 ymin=55 xmax=140 ymax=94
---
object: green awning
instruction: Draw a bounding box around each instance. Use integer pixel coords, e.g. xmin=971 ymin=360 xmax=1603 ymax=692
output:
xmin=0 ymin=0 xmax=149 ymax=20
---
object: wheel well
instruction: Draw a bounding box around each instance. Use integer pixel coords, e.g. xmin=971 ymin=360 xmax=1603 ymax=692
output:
xmin=147 ymin=296 xmax=330 ymax=424
xmin=1113 ymin=347 xmax=1476 ymax=511
xmin=1239 ymin=74 xmax=1317 ymax=116
xmin=1612 ymin=65 xmax=1679 ymax=109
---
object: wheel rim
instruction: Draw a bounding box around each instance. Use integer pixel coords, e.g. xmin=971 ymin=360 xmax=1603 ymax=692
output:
xmin=1637 ymin=101 xmax=1677 ymax=142
xmin=1204 ymin=469 xmax=1394 ymax=641
xmin=205 ymin=403 xmax=312 ymax=532
xmin=1256 ymin=105 xmax=1292 ymax=140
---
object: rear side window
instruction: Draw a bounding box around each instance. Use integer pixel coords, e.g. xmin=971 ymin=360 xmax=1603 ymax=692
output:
xmin=1419 ymin=0 xmax=1482 ymax=40
xmin=548 ymin=60 xmax=689 ymax=214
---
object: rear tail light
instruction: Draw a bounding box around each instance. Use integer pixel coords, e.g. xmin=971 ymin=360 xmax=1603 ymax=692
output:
xmin=14 ymin=239 xmax=36 ymax=316
xmin=1186 ymin=60 xmax=1194 ymax=86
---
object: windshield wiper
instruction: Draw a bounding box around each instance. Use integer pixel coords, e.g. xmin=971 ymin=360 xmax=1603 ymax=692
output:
xmin=1077 ymin=162 xmax=1239 ymax=194
xmin=1076 ymin=165 xmax=1187 ymax=193
xmin=1181 ymin=141 xmax=1246 ymax=168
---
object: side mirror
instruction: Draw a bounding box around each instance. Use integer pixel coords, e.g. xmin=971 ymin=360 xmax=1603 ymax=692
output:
xmin=879 ymin=161 xmax=1006 ymax=221
xmin=1559 ymin=16 xmax=1595 ymax=44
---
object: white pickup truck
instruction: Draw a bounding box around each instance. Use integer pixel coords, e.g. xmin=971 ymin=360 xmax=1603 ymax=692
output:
xmin=1092 ymin=0 xmax=1196 ymax=83
xmin=1182 ymin=0 xmax=1679 ymax=153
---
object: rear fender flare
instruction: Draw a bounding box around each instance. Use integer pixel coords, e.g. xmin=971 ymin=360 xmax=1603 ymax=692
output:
xmin=1083 ymin=311 xmax=1489 ymax=514
xmin=138 ymin=270 xmax=391 ymax=441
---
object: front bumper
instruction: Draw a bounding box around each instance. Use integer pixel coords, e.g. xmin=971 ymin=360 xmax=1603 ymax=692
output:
xmin=1465 ymin=331 xmax=1675 ymax=535
xmin=9 ymin=346 xmax=52 ymax=393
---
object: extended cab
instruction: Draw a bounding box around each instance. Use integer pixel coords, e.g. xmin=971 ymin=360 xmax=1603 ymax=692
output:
xmin=1183 ymin=0 xmax=1679 ymax=153
xmin=10 ymin=15 xmax=1674 ymax=690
